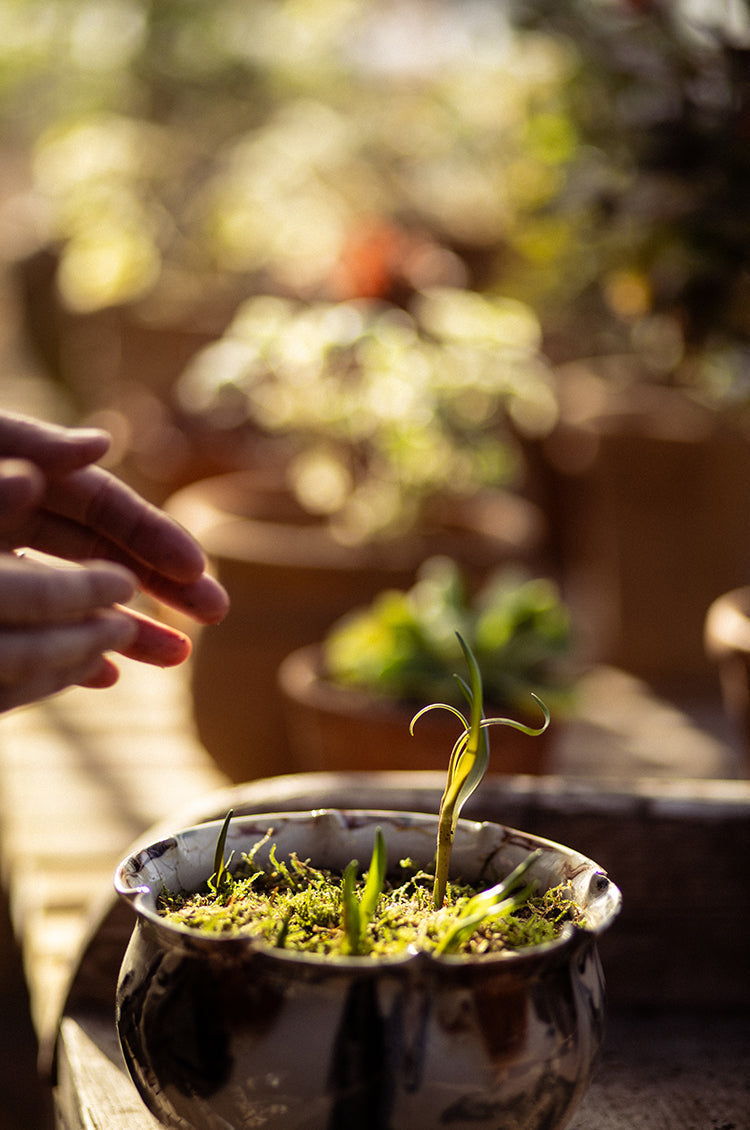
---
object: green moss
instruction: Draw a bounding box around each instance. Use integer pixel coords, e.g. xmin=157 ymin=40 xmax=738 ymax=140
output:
xmin=157 ymin=849 xmax=581 ymax=957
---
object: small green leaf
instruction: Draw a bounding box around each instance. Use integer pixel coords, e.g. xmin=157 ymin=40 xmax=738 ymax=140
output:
xmin=208 ymin=810 xmax=235 ymax=895
xmin=341 ymin=859 xmax=361 ymax=954
xmin=359 ymin=826 xmax=386 ymax=923
xmin=276 ymin=911 xmax=292 ymax=949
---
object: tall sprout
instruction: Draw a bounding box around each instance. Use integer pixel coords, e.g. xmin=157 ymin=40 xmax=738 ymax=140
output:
xmin=411 ymin=634 xmax=549 ymax=909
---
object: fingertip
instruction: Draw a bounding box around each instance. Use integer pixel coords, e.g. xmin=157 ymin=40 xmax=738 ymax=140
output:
xmin=112 ymin=607 xmax=192 ymax=667
xmin=156 ymin=630 xmax=192 ymax=667
xmin=183 ymin=573 xmax=231 ymax=624
xmin=67 ymin=426 xmax=112 ymax=463
xmin=73 ymin=426 xmax=111 ymax=445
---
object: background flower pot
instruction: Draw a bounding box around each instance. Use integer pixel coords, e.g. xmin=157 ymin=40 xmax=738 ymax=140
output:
xmin=704 ymin=586 xmax=750 ymax=777
xmin=529 ymin=359 xmax=750 ymax=692
xmin=115 ymin=808 xmax=620 ymax=1130
xmin=278 ymin=644 xmax=554 ymax=775
xmin=166 ymin=470 xmax=547 ymax=781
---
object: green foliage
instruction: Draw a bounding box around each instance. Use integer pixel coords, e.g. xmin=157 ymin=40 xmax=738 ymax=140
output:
xmin=324 ymin=555 xmax=573 ymax=712
xmin=7 ymin=0 xmax=577 ymax=333
xmin=179 ymin=293 xmax=551 ymax=543
xmin=510 ymin=0 xmax=750 ymax=367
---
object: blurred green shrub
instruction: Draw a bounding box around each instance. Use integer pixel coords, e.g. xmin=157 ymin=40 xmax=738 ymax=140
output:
xmin=323 ymin=555 xmax=574 ymax=713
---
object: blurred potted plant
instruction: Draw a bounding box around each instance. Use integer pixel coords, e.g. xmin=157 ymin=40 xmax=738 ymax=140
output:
xmin=529 ymin=356 xmax=750 ymax=688
xmin=278 ymin=555 xmax=574 ymax=774
xmin=166 ymin=288 xmax=554 ymax=780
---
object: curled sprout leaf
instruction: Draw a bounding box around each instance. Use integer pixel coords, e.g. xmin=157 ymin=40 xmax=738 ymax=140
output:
xmin=341 ymin=826 xmax=387 ymax=955
xmin=410 ymin=634 xmax=550 ymax=909
xmin=436 ymin=849 xmax=542 ymax=954
xmin=208 ymin=809 xmax=235 ymax=896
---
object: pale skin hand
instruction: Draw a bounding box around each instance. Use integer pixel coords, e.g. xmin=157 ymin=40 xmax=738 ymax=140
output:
xmin=0 ymin=412 xmax=230 ymax=711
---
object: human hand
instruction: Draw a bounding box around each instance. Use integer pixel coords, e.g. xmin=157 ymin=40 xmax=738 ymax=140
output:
xmin=0 ymin=413 xmax=229 ymax=707
xmin=0 ymin=413 xmax=229 ymax=622
xmin=0 ymin=553 xmax=139 ymax=711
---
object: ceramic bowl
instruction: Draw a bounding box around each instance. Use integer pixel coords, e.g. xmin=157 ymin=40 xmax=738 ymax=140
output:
xmin=115 ymin=809 xmax=621 ymax=1130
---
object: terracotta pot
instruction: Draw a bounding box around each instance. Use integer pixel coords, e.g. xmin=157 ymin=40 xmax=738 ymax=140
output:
xmin=278 ymin=644 xmax=554 ymax=775
xmin=166 ymin=470 xmax=547 ymax=782
xmin=115 ymin=808 xmax=621 ymax=1130
xmin=704 ymin=586 xmax=750 ymax=776
xmin=532 ymin=359 xmax=750 ymax=690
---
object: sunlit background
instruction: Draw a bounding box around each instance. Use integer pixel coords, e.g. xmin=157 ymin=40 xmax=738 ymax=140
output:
xmin=3 ymin=0 xmax=750 ymax=766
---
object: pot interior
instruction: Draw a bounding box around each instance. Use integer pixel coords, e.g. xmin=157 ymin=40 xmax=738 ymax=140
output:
xmin=115 ymin=809 xmax=620 ymax=943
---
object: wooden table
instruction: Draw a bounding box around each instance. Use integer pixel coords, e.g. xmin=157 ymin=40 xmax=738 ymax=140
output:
xmin=1 ymin=659 xmax=749 ymax=1129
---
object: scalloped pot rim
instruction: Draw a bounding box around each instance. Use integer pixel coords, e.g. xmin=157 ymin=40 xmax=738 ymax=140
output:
xmin=114 ymin=808 xmax=622 ymax=968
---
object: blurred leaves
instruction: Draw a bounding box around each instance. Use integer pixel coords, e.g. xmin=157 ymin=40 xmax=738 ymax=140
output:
xmin=176 ymin=288 xmax=554 ymax=541
xmin=4 ymin=0 xmax=750 ymax=397
xmin=1 ymin=0 xmax=578 ymax=317
xmin=323 ymin=555 xmax=573 ymax=712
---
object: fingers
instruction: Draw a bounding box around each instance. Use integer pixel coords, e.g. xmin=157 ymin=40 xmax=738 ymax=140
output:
xmin=0 ymin=608 xmax=138 ymax=713
xmin=14 ymin=502 xmax=230 ymax=624
xmin=0 ymin=412 xmax=110 ymax=474
xmin=0 ymin=459 xmax=46 ymax=538
xmin=0 ymin=553 xmax=138 ymax=712
xmin=0 ymin=554 xmax=137 ymax=624
xmin=0 ymin=411 xmax=230 ymax=627
xmin=112 ymin=605 xmax=193 ymax=667
xmin=42 ymin=465 xmax=208 ymax=582
xmin=136 ymin=569 xmax=230 ymax=626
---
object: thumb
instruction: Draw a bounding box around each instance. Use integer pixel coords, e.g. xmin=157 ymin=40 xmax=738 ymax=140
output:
xmin=0 ymin=459 xmax=45 ymax=534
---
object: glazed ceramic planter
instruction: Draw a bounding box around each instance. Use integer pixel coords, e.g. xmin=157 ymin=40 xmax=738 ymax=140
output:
xmin=115 ymin=809 xmax=621 ymax=1130
xmin=278 ymin=645 xmax=555 ymax=775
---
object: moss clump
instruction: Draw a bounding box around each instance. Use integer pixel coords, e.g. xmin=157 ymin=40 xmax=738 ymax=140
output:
xmin=157 ymin=844 xmax=581 ymax=958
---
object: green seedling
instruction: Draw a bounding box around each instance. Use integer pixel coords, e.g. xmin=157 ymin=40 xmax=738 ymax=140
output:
xmin=207 ymin=809 xmax=235 ymax=897
xmin=341 ymin=826 xmax=387 ymax=955
xmin=411 ymin=633 xmax=549 ymax=908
